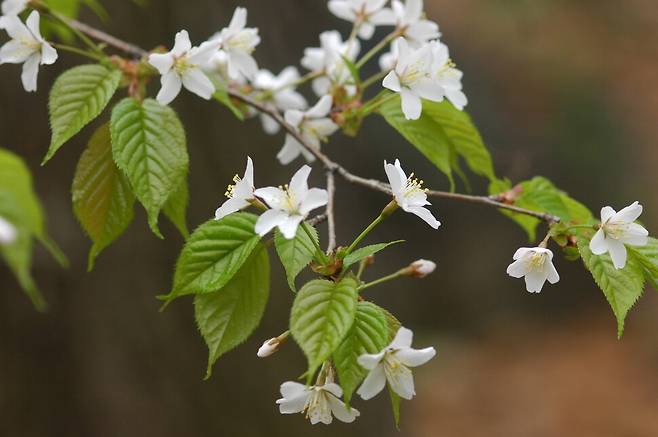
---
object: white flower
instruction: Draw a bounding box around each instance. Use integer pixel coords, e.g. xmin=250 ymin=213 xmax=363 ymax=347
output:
xmin=382 ymin=38 xmax=443 ymax=120
xmin=276 ymin=381 xmax=360 ymax=424
xmin=278 ymin=95 xmax=338 ymax=165
xmin=253 ymin=67 xmax=307 ymax=134
xmin=148 ymin=30 xmax=219 ymax=105
xmin=390 ymin=0 xmax=440 ymax=46
xmin=0 ymin=0 xmax=27 ymax=28
xmin=409 ymin=259 xmax=436 ymax=277
xmin=590 ymin=201 xmax=648 ymax=269
xmin=328 ymin=0 xmax=395 ymax=40
xmin=429 ymin=40 xmax=467 ymax=110
xmin=210 ymin=7 xmax=260 ymax=81
xmin=0 ymin=11 xmax=57 ymax=92
xmin=357 ymin=326 xmax=436 ymax=400
xmin=253 ymin=165 xmax=328 ymax=239
xmin=257 ymin=338 xmax=279 ymax=357
xmin=378 ymin=39 xmax=399 ymax=71
xmin=0 ymin=216 xmax=17 ymax=245
xmin=384 ymin=159 xmax=440 ymax=229
xmin=215 ymin=156 xmax=255 ymax=220
xmin=506 ymin=247 xmax=559 ymax=293
xmin=301 ymin=30 xmax=360 ymax=96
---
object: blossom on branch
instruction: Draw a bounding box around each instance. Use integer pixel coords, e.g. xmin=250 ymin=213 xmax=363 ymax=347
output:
xmin=429 ymin=40 xmax=467 ymax=110
xmin=0 ymin=0 xmax=27 ymax=29
xmin=148 ymin=30 xmax=219 ymax=105
xmin=278 ymin=95 xmax=338 ymax=165
xmin=254 ymin=165 xmax=328 ymax=239
xmin=210 ymin=7 xmax=260 ymax=81
xmin=301 ymin=30 xmax=360 ymax=96
xmin=357 ymin=326 xmax=436 ymax=400
xmin=589 ymin=201 xmax=648 ymax=269
xmin=215 ymin=156 xmax=256 ymax=220
xmin=276 ymin=380 xmax=360 ymax=425
xmin=252 ymin=67 xmax=307 ymax=134
xmin=328 ymin=0 xmax=395 ymax=40
xmin=390 ymin=0 xmax=440 ymax=46
xmin=0 ymin=11 xmax=57 ymax=92
xmin=506 ymin=247 xmax=559 ymax=293
xmin=384 ymin=159 xmax=440 ymax=229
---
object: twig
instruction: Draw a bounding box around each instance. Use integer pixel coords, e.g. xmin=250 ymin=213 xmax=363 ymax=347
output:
xmin=49 ymin=16 xmax=561 ymax=225
xmin=326 ymin=171 xmax=337 ymax=252
xmin=308 ymin=214 xmax=327 ymax=227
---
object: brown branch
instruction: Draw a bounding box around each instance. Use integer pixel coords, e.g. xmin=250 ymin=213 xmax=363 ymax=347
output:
xmin=326 ymin=171 xmax=337 ymax=252
xmin=47 ymin=15 xmax=561 ymax=226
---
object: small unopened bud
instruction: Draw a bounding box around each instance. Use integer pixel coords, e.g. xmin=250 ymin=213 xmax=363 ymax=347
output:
xmin=408 ymin=259 xmax=436 ymax=278
xmin=256 ymin=331 xmax=289 ymax=358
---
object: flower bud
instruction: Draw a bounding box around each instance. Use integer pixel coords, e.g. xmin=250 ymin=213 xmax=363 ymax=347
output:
xmin=257 ymin=331 xmax=289 ymax=358
xmin=408 ymin=259 xmax=436 ymax=278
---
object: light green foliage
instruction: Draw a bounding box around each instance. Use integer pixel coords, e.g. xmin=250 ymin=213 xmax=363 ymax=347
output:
xmin=290 ymin=277 xmax=359 ymax=380
xmin=342 ymin=240 xmax=404 ymax=270
xmin=72 ymin=123 xmax=135 ymax=270
xmin=628 ymin=237 xmax=658 ymax=289
xmin=195 ymin=246 xmax=270 ymax=379
xmin=110 ymin=98 xmax=188 ymax=237
xmin=274 ymin=225 xmax=318 ymax=291
xmin=163 ymin=180 xmax=190 ymax=239
xmin=211 ymin=78 xmax=245 ymax=120
xmin=490 ymin=177 xmax=593 ymax=241
xmin=380 ymin=95 xmax=496 ymax=191
xmin=578 ymin=237 xmax=645 ymax=337
xmin=0 ymin=148 xmax=65 ymax=309
xmin=45 ymin=64 xmax=121 ymax=163
xmin=333 ymin=302 xmax=388 ymax=404
xmin=165 ymin=213 xmax=261 ymax=302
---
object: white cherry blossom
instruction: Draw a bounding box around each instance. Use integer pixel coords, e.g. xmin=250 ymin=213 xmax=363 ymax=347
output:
xmin=384 ymin=159 xmax=440 ymax=229
xmin=357 ymin=326 xmax=436 ymax=400
xmin=301 ymin=30 xmax=360 ymax=96
xmin=276 ymin=380 xmax=360 ymax=424
xmin=429 ymin=40 xmax=467 ymax=110
xmin=253 ymin=67 xmax=307 ymax=134
xmin=210 ymin=7 xmax=260 ymax=81
xmin=0 ymin=11 xmax=57 ymax=92
xmin=0 ymin=215 xmax=17 ymax=245
xmin=506 ymin=247 xmax=559 ymax=293
xmin=382 ymin=38 xmax=443 ymax=120
xmin=390 ymin=0 xmax=440 ymax=46
xmin=253 ymin=165 xmax=328 ymax=239
xmin=590 ymin=201 xmax=648 ymax=269
xmin=278 ymin=95 xmax=338 ymax=165
xmin=215 ymin=156 xmax=255 ymax=220
xmin=328 ymin=0 xmax=395 ymax=40
xmin=0 ymin=0 xmax=27 ymax=29
xmin=148 ymin=30 xmax=219 ymax=105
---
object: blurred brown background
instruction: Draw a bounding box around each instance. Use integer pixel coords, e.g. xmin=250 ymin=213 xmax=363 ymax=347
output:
xmin=1 ymin=1 xmax=657 ymax=436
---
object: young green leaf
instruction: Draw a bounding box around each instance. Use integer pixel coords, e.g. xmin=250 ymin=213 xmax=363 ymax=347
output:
xmin=211 ymin=77 xmax=245 ymax=120
xmin=162 ymin=179 xmax=190 ymax=239
xmin=195 ymin=245 xmax=270 ymax=379
xmin=290 ymin=277 xmax=359 ymax=380
xmin=164 ymin=213 xmax=261 ymax=303
xmin=44 ymin=64 xmax=121 ymax=163
xmin=578 ymin=237 xmax=645 ymax=337
xmin=72 ymin=123 xmax=135 ymax=271
xmin=342 ymin=240 xmax=404 ymax=269
xmin=627 ymin=237 xmax=658 ymax=289
xmin=333 ymin=302 xmax=388 ymax=404
xmin=0 ymin=226 xmax=46 ymax=311
xmin=274 ymin=224 xmax=318 ymax=291
xmin=110 ymin=97 xmax=188 ymax=238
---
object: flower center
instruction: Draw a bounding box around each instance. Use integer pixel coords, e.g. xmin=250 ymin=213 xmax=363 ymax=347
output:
xmin=436 ymin=59 xmax=457 ymax=77
xmin=19 ymin=37 xmax=41 ymax=52
xmin=173 ymin=55 xmax=194 ymax=74
xmin=304 ymin=389 xmax=330 ymax=421
xmin=226 ymin=31 xmax=256 ymax=54
xmin=529 ymin=252 xmax=547 ymax=269
xmin=224 ymin=174 xmax=242 ymax=199
xmin=602 ymin=222 xmax=628 ymax=240
xmin=403 ymin=172 xmax=428 ymax=197
xmin=400 ymin=61 xmax=431 ymax=86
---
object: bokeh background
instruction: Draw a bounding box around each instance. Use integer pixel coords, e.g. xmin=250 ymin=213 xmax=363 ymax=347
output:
xmin=1 ymin=1 xmax=657 ymax=436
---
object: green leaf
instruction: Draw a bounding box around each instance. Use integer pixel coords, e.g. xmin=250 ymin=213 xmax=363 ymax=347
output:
xmin=195 ymin=245 xmax=270 ymax=379
xmin=340 ymin=55 xmax=361 ymax=87
xmin=162 ymin=179 xmax=190 ymax=239
xmin=290 ymin=277 xmax=359 ymax=379
xmin=627 ymin=238 xmax=658 ymax=289
xmin=333 ymin=302 xmax=388 ymax=404
xmin=274 ymin=225 xmax=318 ymax=291
xmin=387 ymin=384 xmax=401 ymax=428
xmin=380 ymin=95 xmax=497 ymax=190
xmin=72 ymin=123 xmax=135 ymax=271
xmin=44 ymin=64 xmax=121 ymax=163
xmin=0 ymin=226 xmax=46 ymax=311
xmin=578 ymin=237 xmax=645 ymax=337
xmin=110 ymin=97 xmax=188 ymax=238
xmin=342 ymin=240 xmax=404 ymax=269
xmin=211 ymin=77 xmax=245 ymax=120
xmin=164 ymin=212 xmax=261 ymax=302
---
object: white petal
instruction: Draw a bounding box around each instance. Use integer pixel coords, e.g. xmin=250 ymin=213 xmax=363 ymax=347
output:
xmin=260 ymin=114 xmax=281 ymax=134
xmin=299 ymin=188 xmax=328 ymax=216
xmin=524 ymin=270 xmax=547 ymax=293
xmin=621 ymin=223 xmax=649 ymax=246
xmin=2 ymin=14 xmax=30 ymax=41
xmin=20 ymin=53 xmax=40 ymax=92
xmin=614 ymin=201 xmax=643 ymax=223
xmin=215 ymin=197 xmax=250 ymax=220
xmin=253 ymin=186 xmax=286 ymax=208
xmin=589 ymin=229 xmax=608 ymax=255
xmin=400 ymin=88 xmax=422 ymax=120
xmin=148 ymin=52 xmax=174 ymax=75
xmin=25 ymin=10 xmax=42 ymax=40
xmin=182 ymin=68 xmax=215 ymax=100
xmin=382 ymin=70 xmax=401 ymax=92
xmin=306 ymin=95 xmax=333 ymax=118
xmin=311 ymin=76 xmax=332 ymax=97
xmin=254 ymin=209 xmax=289 ymax=236
xmin=506 ymin=259 xmax=530 ymax=278
xmin=289 ymin=164 xmax=312 ymax=198
xmin=284 ymin=109 xmax=304 ymax=127
xmin=445 ymin=88 xmax=467 ymax=110
xmin=356 ymin=364 xmax=387 ymax=400
xmin=390 ymin=326 xmax=413 ymax=349
xmin=600 ymin=206 xmax=616 ymax=223
xmin=396 ymin=346 xmax=436 ymax=367
xmin=280 ymin=381 xmax=308 ymax=399
xmin=370 ymin=8 xmax=396 ymax=25
xmin=327 ymin=394 xmax=360 ymax=423
xmin=357 ymin=350 xmax=385 ymax=370
xmin=0 ymin=40 xmax=33 ymax=64
xmin=545 ymin=260 xmax=560 ymax=284
xmin=388 ymin=363 xmax=415 ymax=400
xmin=156 ymin=70 xmax=182 ymax=105
xmin=276 ymin=393 xmax=310 ymax=414
xmin=278 ymin=215 xmax=304 ymax=239
xmin=40 ymin=42 xmax=58 ymax=65
xmin=384 ymin=160 xmax=403 ymax=194
xmin=405 ymin=0 xmax=423 ymax=22
xmin=277 ymin=135 xmax=303 ymax=165
xmin=406 ymin=205 xmax=441 ymax=229
xmin=229 ymin=50 xmax=259 ymax=80
xmin=243 ymin=156 xmax=254 ymax=186
xmin=607 ymin=238 xmax=628 ymax=269
xmin=406 ymin=20 xmax=440 ymax=43
xmin=358 ymin=22 xmax=375 ymax=40
xmin=328 ymin=1 xmax=356 ymax=21
xmin=0 ymin=216 xmax=17 ymax=244
xmin=411 ymin=79 xmax=444 ymax=102
xmin=322 ymin=382 xmax=343 ymax=398
xmin=188 ymin=39 xmax=221 ymax=66
xmin=228 ymin=7 xmax=247 ymax=31
xmin=172 ymin=30 xmax=192 ymax=56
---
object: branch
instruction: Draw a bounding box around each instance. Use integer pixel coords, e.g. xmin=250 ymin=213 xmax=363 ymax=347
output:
xmin=326 ymin=171 xmax=337 ymax=252
xmin=48 ymin=15 xmax=561 ymax=226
